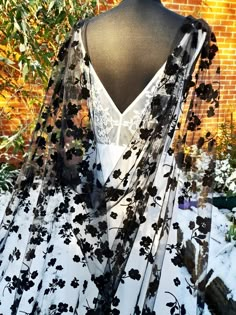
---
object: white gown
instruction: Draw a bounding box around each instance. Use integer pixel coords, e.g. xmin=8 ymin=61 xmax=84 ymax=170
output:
xmin=0 ymin=15 xmax=220 ymax=315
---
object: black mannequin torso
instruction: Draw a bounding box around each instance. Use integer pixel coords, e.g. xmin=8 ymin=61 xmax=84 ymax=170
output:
xmin=81 ymin=0 xmax=186 ymax=113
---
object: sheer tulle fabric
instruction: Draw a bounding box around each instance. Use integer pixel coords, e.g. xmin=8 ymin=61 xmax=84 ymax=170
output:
xmin=0 ymin=16 xmax=220 ymax=315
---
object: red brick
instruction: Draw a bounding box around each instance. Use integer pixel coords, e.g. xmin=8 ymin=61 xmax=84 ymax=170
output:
xmin=168 ymin=4 xmax=180 ymax=10
xmin=220 ymin=20 xmax=236 ymax=26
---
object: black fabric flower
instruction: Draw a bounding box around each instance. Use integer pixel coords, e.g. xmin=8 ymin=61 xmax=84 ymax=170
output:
xmin=113 ymin=169 xmax=121 ymax=179
xmin=84 ymin=53 xmax=90 ymax=66
xmin=196 ymin=216 xmax=211 ymax=234
xmin=73 ymin=255 xmax=80 ymax=263
xmin=123 ymin=150 xmax=132 ymax=160
xmin=110 ymin=212 xmax=118 ymax=219
xmin=85 ymin=224 xmax=98 ymax=237
xmin=189 ymin=221 xmax=195 ymax=230
xmin=81 ymin=87 xmax=90 ymax=99
xmin=140 ymin=236 xmax=152 ymax=248
xmin=173 ymin=222 xmax=179 ymax=230
xmin=134 ymin=187 xmax=144 ymax=201
xmin=112 ymin=297 xmax=120 ymax=307
xmin=67 ymin=102 xmax=80 ymax=116
xmin=140 ymin=128 xmax=153 ymax=140
xmin=174 ymin=277 xmax=181 ymax=286
xmin=71 ymin=277 xmax=79 ymax=288
xmin=128 ymin=269 xmax=141 ymax=281
xmin=151 ymin=95 xmax=163 ymax=117
xmin=147 ymin=185 xmax=158 ymax=197
xmin=207 ymin=106 xmax=215 ymax=117
xmin=171 ymin=253 xmax=184 ymax=267
xmin=165 ymin=55 xmax=180 ymax=75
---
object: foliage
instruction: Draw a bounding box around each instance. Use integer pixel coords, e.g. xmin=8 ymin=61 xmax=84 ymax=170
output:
xmin=216 ymin=122 xmax=236 ymax=166
xmin=0 ymin=163 xmax=19 ymax=192
xmin=0 ymin=0 xmax=107 ymax=163
xmin=0 ymin=128 xmax=25 ymax=152
xmin=225 ymin=218 xmax=236 ymax=242
xmin=214 ymin=122 xmax=236 ymax=196
xmin=0 ymin=0 xmax=101 ymax=85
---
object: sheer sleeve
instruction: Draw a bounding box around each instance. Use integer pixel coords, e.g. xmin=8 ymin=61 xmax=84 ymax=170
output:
xmin=19 ymin=19 xmax=91 ymax=189
xmin=171 ymin=22 xmax=220 ymax=312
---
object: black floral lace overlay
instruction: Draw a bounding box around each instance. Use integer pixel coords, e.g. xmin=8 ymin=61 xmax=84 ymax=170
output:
xmin=0 ymin=15 xmax=219 ymax=315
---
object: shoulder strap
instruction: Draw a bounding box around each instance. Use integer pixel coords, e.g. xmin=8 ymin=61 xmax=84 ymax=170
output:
xmin=77 ymin=18 xmax=90 ymax=57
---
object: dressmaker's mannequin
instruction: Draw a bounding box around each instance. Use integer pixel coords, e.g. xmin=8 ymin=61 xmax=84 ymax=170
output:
xmin=81 ymin=0 xmax=186 ymax=113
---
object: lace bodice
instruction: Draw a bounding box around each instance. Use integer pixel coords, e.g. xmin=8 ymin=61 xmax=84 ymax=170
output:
xmin=79 ymin=26 xmax=205 ymax=148
xmin=87 ymin=60 xmax=166 ymax=146
xmin=78 ymin=26 xmax=205 ymax=182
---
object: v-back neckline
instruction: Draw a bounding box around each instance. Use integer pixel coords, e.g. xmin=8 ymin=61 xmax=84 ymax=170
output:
xmin=88 ymin=53 xmax=166 ymax=117
xmin=79 ymin=15 xmax=195 ymax=116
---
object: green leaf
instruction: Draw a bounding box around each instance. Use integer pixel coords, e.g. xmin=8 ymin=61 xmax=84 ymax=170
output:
xmin=19 ymin=43 xmax=26 ymax=52
xmin=55 ymin=11 xmax=66 ymax=24
xmin=0 ymin=56 xmax=15 ymax=65
xmin=13 ymin=18 xmax=21 ymax=32
xmin=0 ymin=0 xmax=98 ymax=162
xmin=22 ymin=63 xmax=29 ymax=80
xmin=21 ymin=19 xmax=27 ymax=34
xmin=48 ymin=0 xmax=56 ymax=13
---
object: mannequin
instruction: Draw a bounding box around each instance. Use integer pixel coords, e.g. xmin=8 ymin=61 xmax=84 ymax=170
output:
xmin=81 ymin=0 xmax=185 ymax=113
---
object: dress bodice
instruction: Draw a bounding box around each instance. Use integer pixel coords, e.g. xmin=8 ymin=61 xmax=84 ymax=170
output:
xmin=79 ymin=27 xmax=167 ymax=148
xmin=79 ymin=27 xmax=169 ymax=181
xmin=78 ymin=25 xmax=205 ymax=182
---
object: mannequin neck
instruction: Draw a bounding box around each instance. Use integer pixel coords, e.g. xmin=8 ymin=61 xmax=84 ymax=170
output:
xmin=119 ymin=0 xmax=162 ymax=5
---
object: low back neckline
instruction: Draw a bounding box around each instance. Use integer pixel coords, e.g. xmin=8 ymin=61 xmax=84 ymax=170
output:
xmin=79 ymin=15 xmax=195 ymax=116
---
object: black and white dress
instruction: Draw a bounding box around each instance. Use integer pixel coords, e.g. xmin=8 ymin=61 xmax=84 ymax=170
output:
xmin=0 ymin=15 xmax=220 ymax=315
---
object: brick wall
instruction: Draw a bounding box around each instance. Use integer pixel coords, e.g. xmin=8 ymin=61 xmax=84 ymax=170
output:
xmin=0 ymin=0 xmax=235 ymax=163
